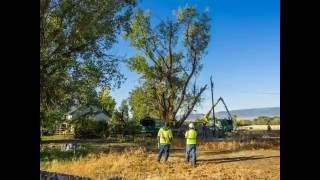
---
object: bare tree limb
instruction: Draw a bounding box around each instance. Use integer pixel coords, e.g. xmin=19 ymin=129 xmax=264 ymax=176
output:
xmin=173 ymin=54 xmax=197 ymax=118
xmin=176 ymin=84 xmax=207 ymax=127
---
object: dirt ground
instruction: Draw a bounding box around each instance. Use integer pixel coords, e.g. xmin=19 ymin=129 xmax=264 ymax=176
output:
xmin=41 ymin=148 xmax=279 ymax=180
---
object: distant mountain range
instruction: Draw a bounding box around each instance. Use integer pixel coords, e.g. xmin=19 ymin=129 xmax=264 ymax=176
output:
xmin=216 ymin=107 xmax=280 ymax=120
xmin=181 ymin=107 xmax=280 ymax=121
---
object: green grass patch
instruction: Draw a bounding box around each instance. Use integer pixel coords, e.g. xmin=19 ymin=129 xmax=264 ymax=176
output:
xmin=41 ymin=135 xmax=74 ymax=141
xmin=40 ymin=144 xmax=89 ymax=162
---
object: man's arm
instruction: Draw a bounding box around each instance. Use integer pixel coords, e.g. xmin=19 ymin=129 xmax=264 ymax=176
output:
xmin=157 ymin=129 xmax=162 ymax=148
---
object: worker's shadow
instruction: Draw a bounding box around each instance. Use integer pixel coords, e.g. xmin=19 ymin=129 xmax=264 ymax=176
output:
xmin=197 ymin=155 xmax=279 ymax=164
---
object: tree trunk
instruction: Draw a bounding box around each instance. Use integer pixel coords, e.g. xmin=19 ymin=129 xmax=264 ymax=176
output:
xmin=40 ymin=118 xmax=43 ymax=138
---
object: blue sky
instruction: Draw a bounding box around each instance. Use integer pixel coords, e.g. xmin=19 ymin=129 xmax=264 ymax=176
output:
xmin=110 ymin=0 xmax=280 ymax=113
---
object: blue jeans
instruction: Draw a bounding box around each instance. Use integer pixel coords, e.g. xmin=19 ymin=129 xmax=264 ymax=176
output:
xmin=157 ymin=144 xmax=170 ymax=162
xmin=185 ymin=144 xmax=197 ymax=166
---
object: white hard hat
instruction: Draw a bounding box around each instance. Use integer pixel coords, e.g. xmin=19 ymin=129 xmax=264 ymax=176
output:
xmin=189 ymin=123 xmax=194 ymax=128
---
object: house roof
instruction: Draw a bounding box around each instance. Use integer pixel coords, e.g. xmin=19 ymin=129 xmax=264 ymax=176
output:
xmin=66 ymin=105 xmax=110 ymax=120
xmin=93 ymin=111 xmax=106 ymax=116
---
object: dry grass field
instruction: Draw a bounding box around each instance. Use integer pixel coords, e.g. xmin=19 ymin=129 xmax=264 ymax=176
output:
xmin=41 ymin=136 xmax=280 ymax=180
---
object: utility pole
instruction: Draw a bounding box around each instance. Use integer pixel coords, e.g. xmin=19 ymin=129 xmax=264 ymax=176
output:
xmin=210 ymin=75 xmax=216 ymax=136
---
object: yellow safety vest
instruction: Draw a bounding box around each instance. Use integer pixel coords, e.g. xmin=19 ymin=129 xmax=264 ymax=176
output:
xmin=185 ymin=129 xmax=197 ymax=144
xmin=203 ymin=115 xmax=209 ymax=124
xmin=158 ymin=128 xmax=173 ymax=144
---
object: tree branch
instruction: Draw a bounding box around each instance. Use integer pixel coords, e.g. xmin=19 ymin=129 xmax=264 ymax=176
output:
xmin=173 ymin=54 xmax=197 ymax=117
xmin=150 ymin=36 xmax=170 ymax=70
xmin=176 ymin=84 xmax=207 ymax=127
xmin=152 ymin=85 xmax=165 ymax=112
xmin=156 ymin=50 xmax=170 ymax=70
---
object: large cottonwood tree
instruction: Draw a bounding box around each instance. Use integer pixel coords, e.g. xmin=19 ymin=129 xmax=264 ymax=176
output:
xmin=125 ymin=6 xmax=210 ymax=127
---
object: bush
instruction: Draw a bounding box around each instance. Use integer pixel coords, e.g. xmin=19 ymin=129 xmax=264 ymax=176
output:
xmin=253 ymin=116 xmax=280 ymax=125
xmin=107 ymin=120 xmax=141 ymax=136
xmin=108 ymin=123 xmax=125 ymax=135
xmin=270 ymin=118 xmax=280 ymax=125
xmin=237 ymin=120 xmax=253 ymax=126
xmin=124 ymin=120 xmax=141 ymax=135
xmin=74 ymin=118 xmax=108 ymax=139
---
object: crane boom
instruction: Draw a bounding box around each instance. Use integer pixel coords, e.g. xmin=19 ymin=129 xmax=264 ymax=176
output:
xmin=197 ymin=96 xmax=234 ymax=133
xmin=205 ymin=97 xmax=222 ymax=117
xmin=202 ymin=97 xmax=232 ymax=120
xmin=219 ymin=97 xmax=232 ymax=120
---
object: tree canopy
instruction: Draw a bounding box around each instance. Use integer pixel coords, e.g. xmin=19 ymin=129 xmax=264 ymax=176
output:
xmin=125 ymin=5 xmax=210 ymax=127
xmin=40 ymin=0 xmax=136 ymax=131
xmin=128 ymin=83 xmax=160 ymax=121
xmin=98 ymin=88 xmax=116 ymax=117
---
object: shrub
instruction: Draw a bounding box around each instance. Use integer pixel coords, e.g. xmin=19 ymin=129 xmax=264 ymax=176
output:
xmin=74 ymin=117 xmax=108 ymax=139
xmin=237 ymin=119 xmax=253 ymax=126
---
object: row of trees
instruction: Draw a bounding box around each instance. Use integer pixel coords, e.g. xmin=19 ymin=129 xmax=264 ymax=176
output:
xmin=40 ymin=0 xmax=211 ymax=136
xmin=234 ymin=116 xmax=280 ymax=126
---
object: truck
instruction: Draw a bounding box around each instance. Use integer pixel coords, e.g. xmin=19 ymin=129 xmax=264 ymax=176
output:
xmin=139 ymin=116 xmax=164 ymax=136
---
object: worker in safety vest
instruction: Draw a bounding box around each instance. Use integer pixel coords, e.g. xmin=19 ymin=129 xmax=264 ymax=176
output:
xmin=157 ymin=122 xmax=173 ymax=162
xmin=202 ymin=115 xmax=209 ymax=139
xmin=185 ymin=123 xmax=197 ymax=167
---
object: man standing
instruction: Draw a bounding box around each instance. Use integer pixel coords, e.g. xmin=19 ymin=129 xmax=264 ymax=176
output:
xmin=185 ymin=123 xmax=197 ymax=167
xmin=202 ymin=115 xmax=209 ymax=139
xmin=157 ymin=122 xmax=173 ymax=162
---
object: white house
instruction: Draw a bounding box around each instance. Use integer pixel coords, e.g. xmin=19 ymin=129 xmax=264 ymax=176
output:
xmin=57 ymin=105 xmax=110 ymax=135
xmin=66 ymin=105 xmax=110 ymax=122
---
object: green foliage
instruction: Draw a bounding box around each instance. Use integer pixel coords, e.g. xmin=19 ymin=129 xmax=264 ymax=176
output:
xmin=110 ymin=100 xmax=128 ymax=124
xmin=236 ymin=120 xmax=253 ymax=126
xmin=119 ymin=99 xmax=130 ymax=121
xmin=235 ymin=116 xmax=280 ymax=126
xmin=128 ymin=84 xmax=160 ymax=121
xmin=253 ymin=116 xmax=280 ymax=125
xmin=107 ymin=119 xmax=139 ymax=135
xmin=125 ymin=5 xmax=210 ymax=126
xmin=74 ymin=117 xmax=108 ymax=139
xmin=41 ymin=110 xmax=64 ymax=135
xmin=123 ymin=120 xmax=141 ymax=135
xmin=98 ymin=88 xmax=116 ymax=117
xmin=107 ymin=122 xmax=124 ymax=135
xmin=40 ymin=0 xmax=136 ymax=129
xmin=231 ymin=114 xmax=238 ymax=127
xmin=108 ymin=100 xmax=133 ymax=135
xmin=109 ymin=114 xmax=125 ymax=134
xmin=106 ymin=98 xmax=143 ymax=136
xmin=270 ymin=116 xmax=280 ymax=125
